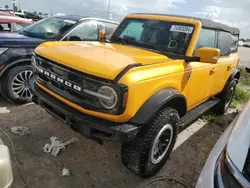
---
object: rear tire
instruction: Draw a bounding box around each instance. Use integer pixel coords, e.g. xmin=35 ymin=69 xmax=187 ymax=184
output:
xmin=213 ymin=79 xmax=237 ymax=115
xmin=2 ymin=65 xmax=33 ymax=104
xmin=121 ymin=107 xmax=179 ymax=178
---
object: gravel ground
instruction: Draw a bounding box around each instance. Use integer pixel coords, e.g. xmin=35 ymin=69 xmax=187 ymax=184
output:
xmin=0 ymin=47 xmax=249 ymax=188
xmin=0 ymin=97 xmax=239 ymax=188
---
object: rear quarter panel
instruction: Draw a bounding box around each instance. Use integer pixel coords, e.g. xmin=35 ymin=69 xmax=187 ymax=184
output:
xmin=214 ymin=53 xmax=239 ymax=94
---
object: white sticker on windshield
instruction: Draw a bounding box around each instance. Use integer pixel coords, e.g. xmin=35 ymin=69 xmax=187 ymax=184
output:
xmin=170 ymin=25 xmax=194 ymax=33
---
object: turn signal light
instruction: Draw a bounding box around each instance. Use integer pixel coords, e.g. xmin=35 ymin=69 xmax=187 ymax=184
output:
xmin=123 ymin=92 xmax=128 ymax=108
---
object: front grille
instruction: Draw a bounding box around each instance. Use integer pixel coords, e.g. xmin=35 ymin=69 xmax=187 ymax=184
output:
xmin=34 ymin=57 xmax=113 ymax=112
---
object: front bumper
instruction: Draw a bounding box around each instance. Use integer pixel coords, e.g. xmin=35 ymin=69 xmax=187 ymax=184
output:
xmin=30 ymin=79 xmax=140 ymax=143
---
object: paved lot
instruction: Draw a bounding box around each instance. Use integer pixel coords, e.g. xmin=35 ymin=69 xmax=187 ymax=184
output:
xmin=1 ymin=99 xmax=237 ymax=188
xmin=238 ymin=47 xmax=250 ymax=67
xmin=0 ymin=47 xmax=249 ymax=188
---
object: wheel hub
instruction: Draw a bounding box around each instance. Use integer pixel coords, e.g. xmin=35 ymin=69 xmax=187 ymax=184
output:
xmin=150 ymin=124 xmax=173 ymax=164
xmin=11 ymin=70 xmax=33 ymax=100
xmin=225 ymin=87 xmax=235 ymax=109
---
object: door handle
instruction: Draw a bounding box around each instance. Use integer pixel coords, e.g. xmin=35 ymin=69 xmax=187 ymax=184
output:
xmin=227 ymin=65 xmax=233 ymax=70
xmin=210 ymin=68 xmax=217 ymax=75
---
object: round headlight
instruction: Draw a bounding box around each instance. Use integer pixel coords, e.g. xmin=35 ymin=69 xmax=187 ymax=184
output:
xmin=97 ymin=86 xmax=118 ymax=109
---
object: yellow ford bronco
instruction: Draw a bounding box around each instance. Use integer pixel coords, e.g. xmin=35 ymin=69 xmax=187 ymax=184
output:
xmin=30 ymin=13 xmax=240 ymax=177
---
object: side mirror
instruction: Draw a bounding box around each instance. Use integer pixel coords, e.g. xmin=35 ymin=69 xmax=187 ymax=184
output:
xmin=99 ymin=29 xmax=106 ymax=41
xmin=0 ymin=145 xmax=13 ymax=188
xmin=195 ymin=47 xmax=220 ymax=64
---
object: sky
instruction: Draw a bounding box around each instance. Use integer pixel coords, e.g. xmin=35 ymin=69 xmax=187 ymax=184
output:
xmin=1 ymin=0 xmax=250 ymax=38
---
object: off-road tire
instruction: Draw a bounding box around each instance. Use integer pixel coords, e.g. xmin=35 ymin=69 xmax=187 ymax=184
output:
xmin=121 ymin=107 xmax=179 ymax=178
xmin=1 ymin=65 xmax=33 ymax=104
xmin=213 ymin=79 xmax=237 ymax=115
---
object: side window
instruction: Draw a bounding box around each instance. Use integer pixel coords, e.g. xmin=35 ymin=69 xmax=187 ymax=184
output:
xmin=218 ymin=31 xmax=232 ymax=56
xmin=195 ymin=28 xmax=216 ymax=50
xmin=66 ymin=20 xmax=98 ymax=41
xmin=230 ymin=34 xmax=239 ymax=53
xmin=0 ymin=23 xmax=11 ymax=32
xmin=99 ymin=22 xmax=117 ymax=39
xmin=120 ymin=21 xmax=144 ymax=41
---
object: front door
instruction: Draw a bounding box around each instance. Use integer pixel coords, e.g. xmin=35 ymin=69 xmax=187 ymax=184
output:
xmin=187 ymin=61 xmax=214 ymax=109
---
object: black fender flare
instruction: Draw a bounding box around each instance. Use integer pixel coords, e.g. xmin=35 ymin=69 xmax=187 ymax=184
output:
xmin=218 ymin=68 xmax=240 ymax=96
xmin=0 ymin=58 xmax=31 ymax=77
xmin=229 ymin=68 xmax=240 ymax=83
xmin=130 ymin=88 xmax=187 ymax=125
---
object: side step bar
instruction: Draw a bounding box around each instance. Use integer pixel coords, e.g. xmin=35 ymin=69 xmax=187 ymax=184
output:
xmin=179 ymin=98 xmax=220 ymax=127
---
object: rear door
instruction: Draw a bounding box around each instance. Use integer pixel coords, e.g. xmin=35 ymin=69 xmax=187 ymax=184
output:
xmin=213 ymin=31 xmax=239 ymax=94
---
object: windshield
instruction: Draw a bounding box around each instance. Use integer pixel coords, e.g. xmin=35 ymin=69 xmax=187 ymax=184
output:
xmin=22 ymin=17 xmax=76 ymax=39
xmin=110 ymin=18 xmax=194 ymax=55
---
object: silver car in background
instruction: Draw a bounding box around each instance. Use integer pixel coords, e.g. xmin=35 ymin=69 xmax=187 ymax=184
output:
xmin=196 ymin=78 xmax=250 ymax=188
xmin=0 ymin=137 xmax=13 ymax=188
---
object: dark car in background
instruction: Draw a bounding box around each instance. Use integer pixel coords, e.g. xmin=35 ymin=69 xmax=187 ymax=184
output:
xmin=0 ymin=15 xmax=118 ymax=104
xmin=243 ymin=42 xmax=250 ymax=48
xmin=196 ymin=68 xmax=250 ymax=188
xmin=24 ymin=11 xmax=40 ymax=21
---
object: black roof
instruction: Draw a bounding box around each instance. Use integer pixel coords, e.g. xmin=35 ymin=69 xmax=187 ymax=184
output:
xmin=133 ymin=13 xmax=240 ymax=35
xmin=54 ymin=15 xmax=87 ymax=21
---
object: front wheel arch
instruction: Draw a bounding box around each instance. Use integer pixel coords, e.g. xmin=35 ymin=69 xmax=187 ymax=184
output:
xmin=130 ymin=88 xmax=187 ymax=125
xmin=0 ymin=58 xmax=31 ymax=78
xmin=0 ymin=61 xmax=33 ymax=104
xmin=0 ymin=59 xmax=31 ymax=93
xmin=229 ymin=68 xmax=240 ymax=84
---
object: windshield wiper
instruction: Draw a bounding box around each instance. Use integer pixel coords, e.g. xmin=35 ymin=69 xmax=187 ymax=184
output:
xmin=110 ymin=38 xmax=198 ymax=61
xmin=133 ymin=42 xmax=170 ymax=56
xmin=21 ymin=30 xmax=44 ymax=39
xmin=111 ymin=36 xmax=127 ymax=45
xmin=139 ymin=43 xmax=200 ymax=61
xmin=148 ymin=44 xmax=170 ymax=56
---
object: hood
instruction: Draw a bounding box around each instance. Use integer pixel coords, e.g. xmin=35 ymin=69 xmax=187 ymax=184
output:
xmin=35 ymin=41 xmax=171 ymax=80
xmin=0 ymin=33 xmax=44 ymax=48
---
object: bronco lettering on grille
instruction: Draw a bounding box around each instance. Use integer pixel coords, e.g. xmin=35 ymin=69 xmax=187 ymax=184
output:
xmin=38 ymin=67 xmax=82 ymax=92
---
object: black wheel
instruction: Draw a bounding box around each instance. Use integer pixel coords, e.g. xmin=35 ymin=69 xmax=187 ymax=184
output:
xmin=2 ymin=65 xmax=33 ymax=104
xmin=213 ymin=79 xmax=237 ymax=115
xmin=121 ymin=107 xmax=179 ymax=178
